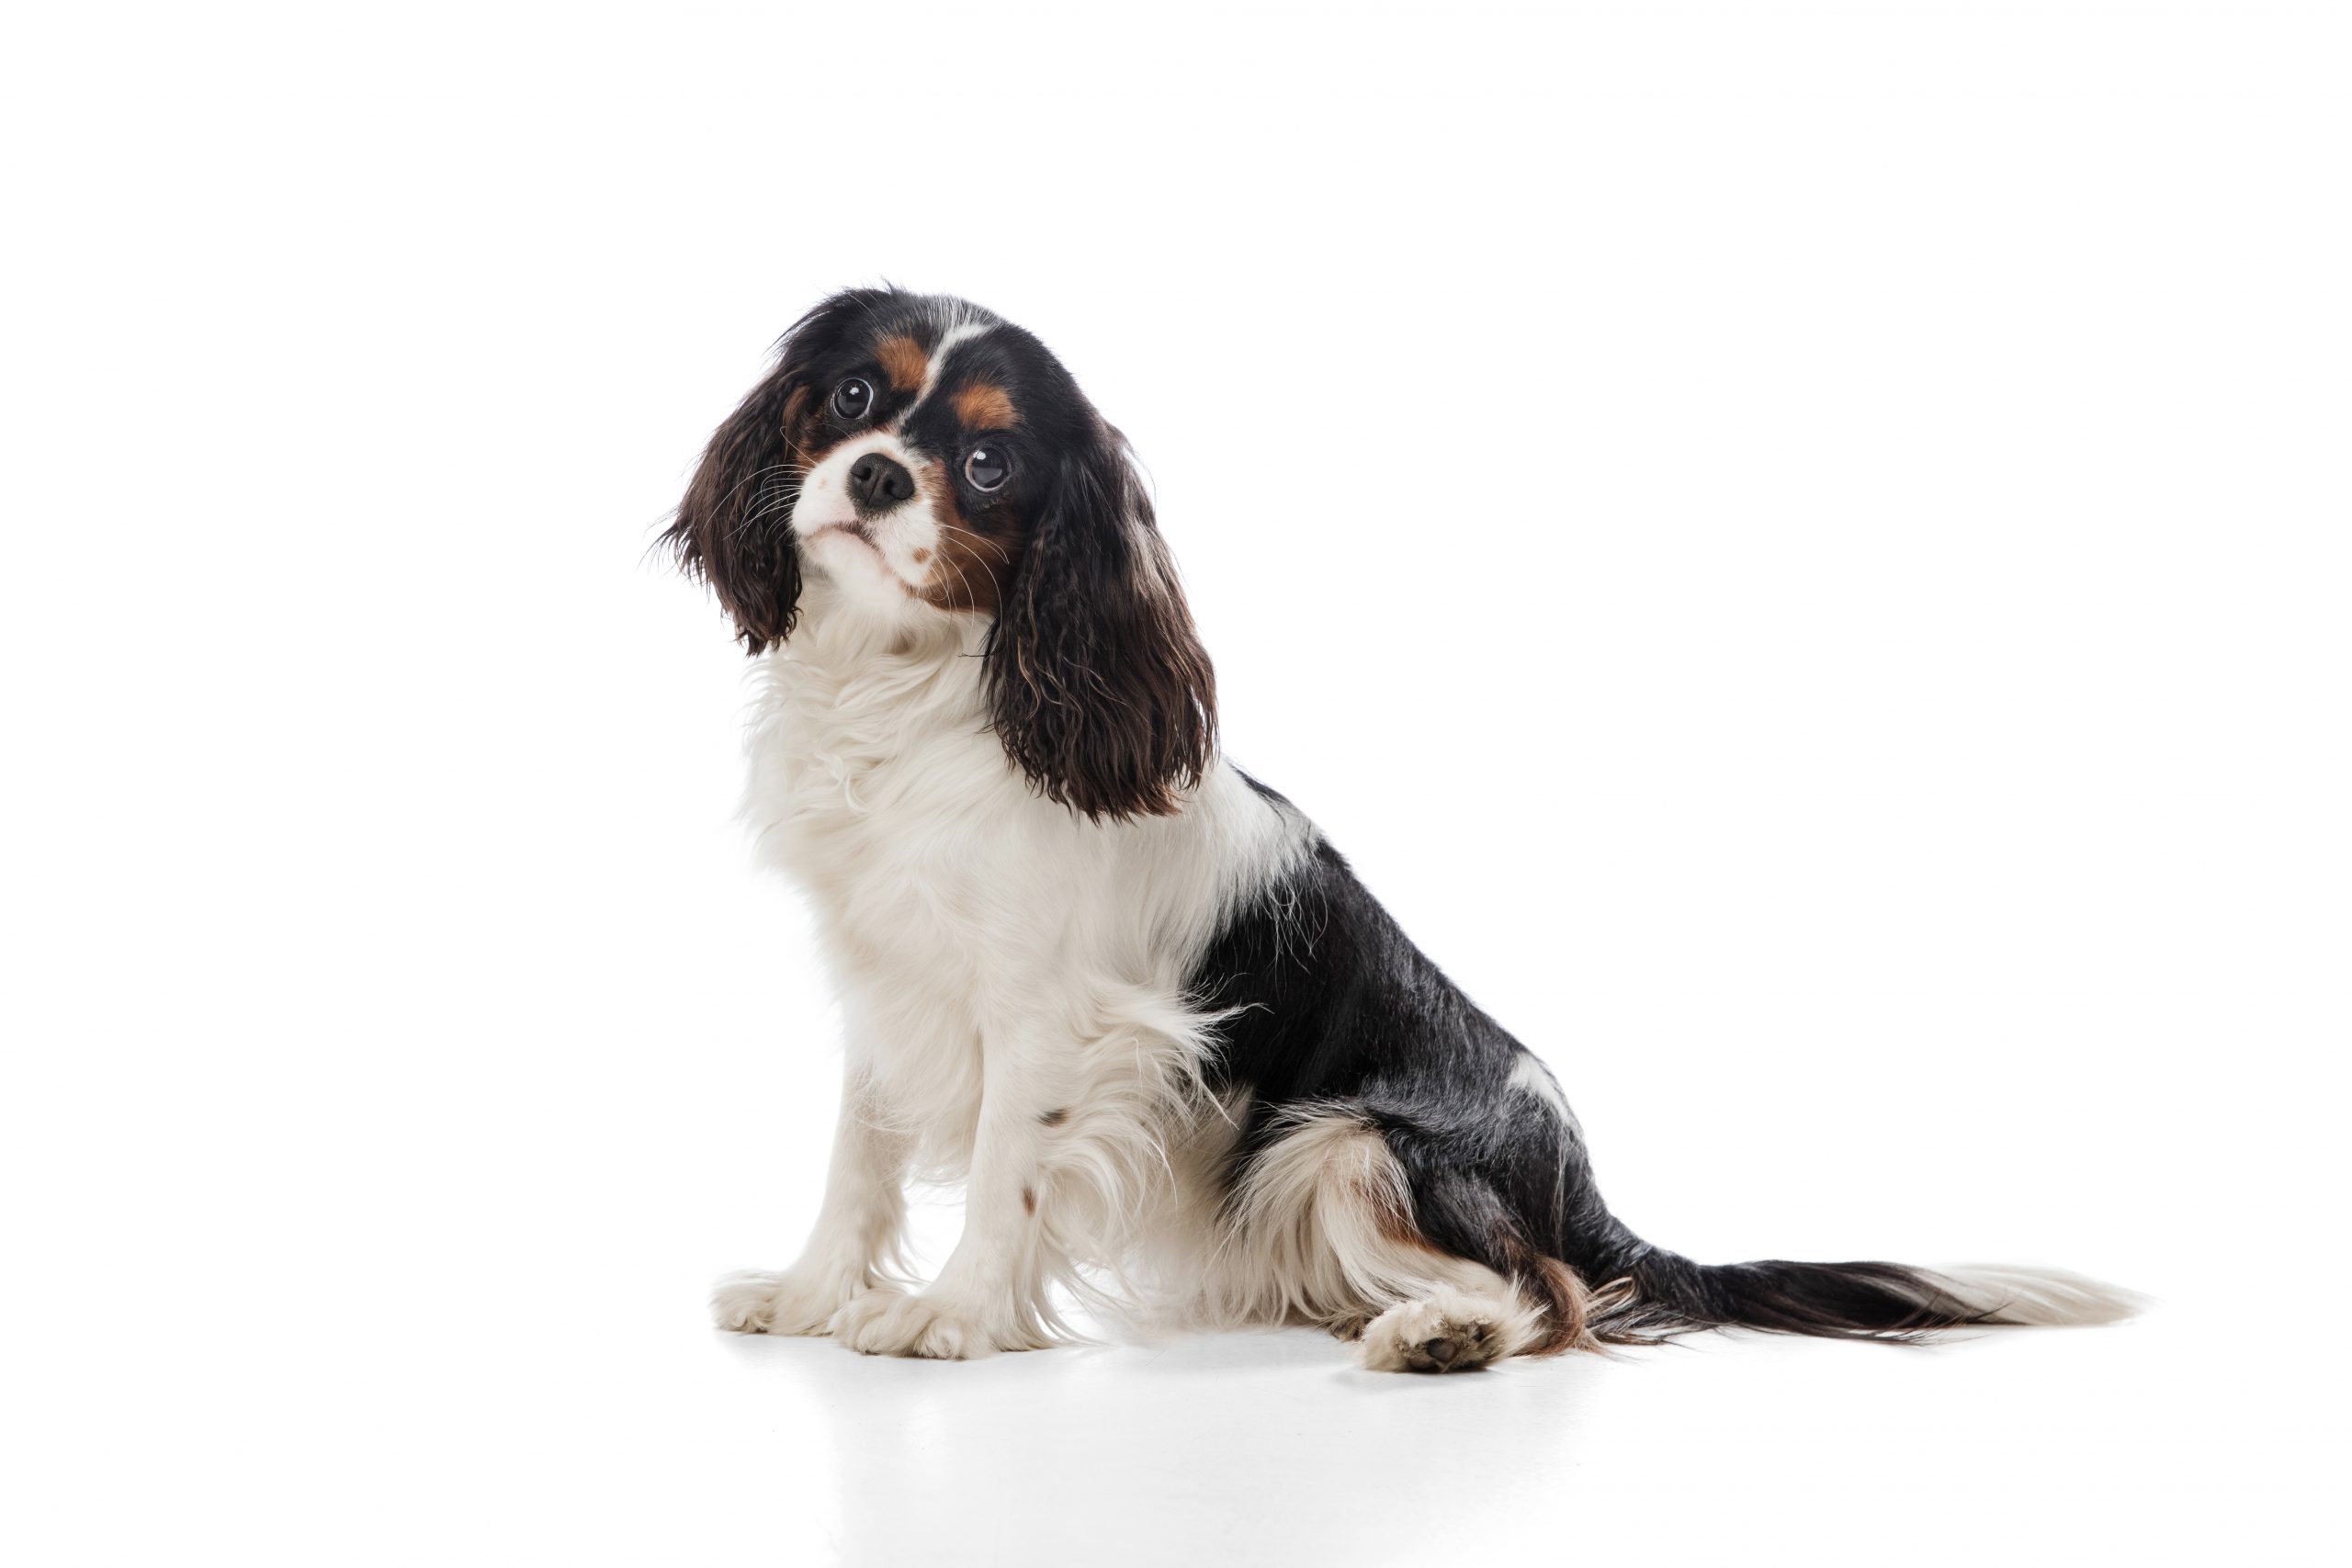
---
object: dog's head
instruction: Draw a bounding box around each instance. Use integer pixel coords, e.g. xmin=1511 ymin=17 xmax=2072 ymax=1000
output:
xmin=663 ymin=288 xmax=1215 ymax=820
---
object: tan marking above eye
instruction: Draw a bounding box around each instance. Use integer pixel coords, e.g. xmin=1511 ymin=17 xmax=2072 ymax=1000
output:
xmin=876 ymin=335 xmax=928 ymax=393
xmin=952 ymin=382 xmax=1018 ymax=430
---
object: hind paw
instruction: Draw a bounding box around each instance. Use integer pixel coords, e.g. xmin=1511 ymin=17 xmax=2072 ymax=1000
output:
xmin=1361 ymin=1291 xmax=1521 ymax=1373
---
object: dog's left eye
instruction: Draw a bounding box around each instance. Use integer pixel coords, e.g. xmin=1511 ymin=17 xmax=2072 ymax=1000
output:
xmin=831 ymin=378 xmax=875 ymax=421
xmin=965 ymin=446 xmax=1011 ymax=491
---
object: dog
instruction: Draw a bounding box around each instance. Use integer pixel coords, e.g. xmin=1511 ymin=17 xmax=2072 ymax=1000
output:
xmin=668 ymin=288 xmax=2136 ymax=1371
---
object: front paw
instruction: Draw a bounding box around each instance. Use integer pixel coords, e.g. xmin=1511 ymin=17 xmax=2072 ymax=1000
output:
xmin=829 ymin=1288 xmax=1023 ymax=1359
xmin=711 ymin=1267 xmax=864 ymax=1336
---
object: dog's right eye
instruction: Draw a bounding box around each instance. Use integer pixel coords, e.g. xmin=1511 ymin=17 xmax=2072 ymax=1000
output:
xmin=831 ymin=378 xmax=875 ymax=422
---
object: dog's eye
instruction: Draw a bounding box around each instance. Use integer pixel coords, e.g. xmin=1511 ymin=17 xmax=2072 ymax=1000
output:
xmin=965 ymin=446 xmax=1012 ymax=491
xmin=831 ymin=378 xmax=875 ymax=422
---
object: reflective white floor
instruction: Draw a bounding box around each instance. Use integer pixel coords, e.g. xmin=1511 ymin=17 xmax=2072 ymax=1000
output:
xmin=684 ymin=1292 xmax=2329 ymax=1567
xmin=18 ymin=1223 xmax=2340 ymax=1567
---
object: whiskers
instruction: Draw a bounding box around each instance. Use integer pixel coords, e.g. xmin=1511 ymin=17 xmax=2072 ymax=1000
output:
xmin=732 ymin=464 xmax=802 ymax=544
xmin=930 ymin=516 xmax=1012 ymax=606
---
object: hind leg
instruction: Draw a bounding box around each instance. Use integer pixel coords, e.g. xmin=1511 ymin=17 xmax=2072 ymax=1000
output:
xmin=1221 ymin=1107 xmax=1587 ymax=1372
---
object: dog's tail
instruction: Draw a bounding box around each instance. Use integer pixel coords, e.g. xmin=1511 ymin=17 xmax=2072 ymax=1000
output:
xmin=1580 ymin=1236 xmax=2143 ymax=1345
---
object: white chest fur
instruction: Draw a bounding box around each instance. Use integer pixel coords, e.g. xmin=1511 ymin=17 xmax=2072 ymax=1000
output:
xmin=738 ymin=597 xmax=1306 ymax=1179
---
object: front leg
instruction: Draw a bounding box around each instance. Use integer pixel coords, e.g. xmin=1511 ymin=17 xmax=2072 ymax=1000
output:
xmin=831 ymin=1029 xmax=1061 ymax=1359
xmin=712 ymin=1062 xmax=909 ymax=1336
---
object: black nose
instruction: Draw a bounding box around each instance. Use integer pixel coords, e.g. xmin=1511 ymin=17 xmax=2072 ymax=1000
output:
xmin=847 ymin=452 xmax=916 ymax=513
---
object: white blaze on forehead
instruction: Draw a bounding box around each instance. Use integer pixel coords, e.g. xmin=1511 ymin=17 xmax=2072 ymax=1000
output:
xmin=903 ymin=321 xmax=993 ymax=419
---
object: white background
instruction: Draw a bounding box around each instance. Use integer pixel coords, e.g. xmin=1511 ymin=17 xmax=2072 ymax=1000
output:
xmin=5 ymin=3 xmax=2346 ymax=1563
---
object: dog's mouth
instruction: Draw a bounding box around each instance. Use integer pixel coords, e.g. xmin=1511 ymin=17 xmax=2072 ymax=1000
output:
xmin=801 ymin=519 xmax=916 ymax=596
xmin=804 ymin=519 xmax=884 ymax=554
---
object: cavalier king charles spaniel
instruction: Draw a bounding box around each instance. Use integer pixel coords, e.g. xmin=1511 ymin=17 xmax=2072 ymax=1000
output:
xmin=669 ymin=288 xmax=2135 ymax=1371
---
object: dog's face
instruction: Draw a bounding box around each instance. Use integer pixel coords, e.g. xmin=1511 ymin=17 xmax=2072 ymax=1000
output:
xmin=766 ymin=299 xmax=1075 ymax=617
xmin=664 ymin=288 xmax=1216 ymax=820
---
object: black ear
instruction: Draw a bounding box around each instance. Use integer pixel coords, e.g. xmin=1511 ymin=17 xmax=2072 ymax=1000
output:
xmin=661 ymin=361 xmax=809 ymax=654
xmin=985 ymin=427 xmax=1217 ymax=820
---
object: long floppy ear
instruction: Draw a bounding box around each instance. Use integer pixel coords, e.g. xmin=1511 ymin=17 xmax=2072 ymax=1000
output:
xmin=984 ymin=426 xmax=1217 ymax=820
xmin=661 ymin=352 xmax=817 ymax=654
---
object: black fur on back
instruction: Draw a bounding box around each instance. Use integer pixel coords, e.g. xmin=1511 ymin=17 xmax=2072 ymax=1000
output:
xmin=1191 ymin=774 xmax=2005 ymax=1345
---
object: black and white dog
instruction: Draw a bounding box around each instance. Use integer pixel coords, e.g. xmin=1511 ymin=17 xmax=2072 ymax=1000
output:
xmin=670 ymin=288 xmax=2134 ymax=1371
